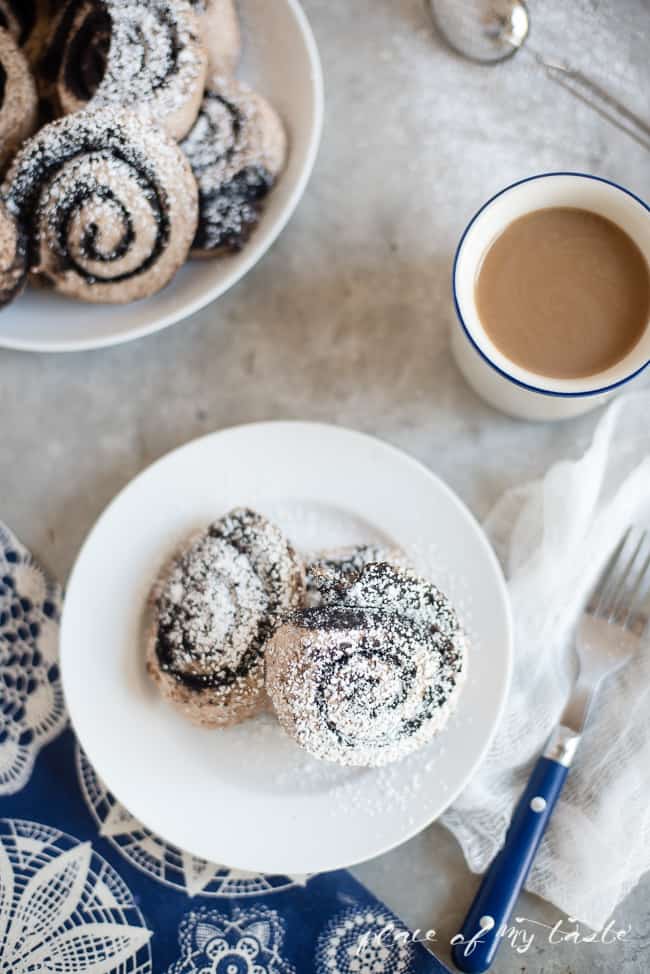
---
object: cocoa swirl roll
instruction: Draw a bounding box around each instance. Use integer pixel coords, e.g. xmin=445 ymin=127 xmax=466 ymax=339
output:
xmin=147 ymin=508 xmax=305 ymax=728
xmin=266 ymin=564 xmax=468 ymax=767
xmin=2 ymin=108 xmax=198 ymax=303
xmin=42 ymin=0 xmax=207 ymax=139
xmin=0 ymin=28 xmax=38 ymax=172
xmin=0 ymin=197 xmax=27 ymax=307
xmin=180 ymin=75 xmax=287 ymax=256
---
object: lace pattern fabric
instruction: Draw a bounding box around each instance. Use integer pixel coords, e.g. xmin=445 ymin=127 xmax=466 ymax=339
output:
xmin=0 ymin=522 xmax=66 ymax=795
xmin=0 ymin=522 xmax=448 ymax=973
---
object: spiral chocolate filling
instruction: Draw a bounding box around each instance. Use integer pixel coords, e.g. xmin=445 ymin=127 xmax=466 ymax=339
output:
xmin=7 ymin=133 xmax=169 ymax=284
xmin=104 ymin=5 xmax=183 ymax=97
xmin=194 ymin=164 xmax=273 ymax=252
xmin=266 ymin=562 xmax=468 ymax=766
xmin=156 ymin=591 xmax=267 ymax=694
xmin=180 ymin=78 xmax=285 ymax=255
xmin=157 ymin=637 xmax=263 ymax=692
xmin=154 ymin=534 xmax=268 ymax=691
xmin=208 ymin=510 xmax=297 ymax=628
xmin=186 ymin=93 xmax=242 ymax=174
xmin=0 ymin=61 xmax=6 ymax=106
xmin=41 ymin=0 xmax=206 ymax=140
xmin=183 ymin=92 xmax=274 ymax=252
xmin=53 ymin=182 xmax=134 ymax=271
xmin=291 ymin=605 xmax=461 ymax=748
xmin=153 ymin=509 xmax=304 ymax=693
xmin=1 ymin=108 xmax=198 ymax=302
xmin=42 ymin=0 xmax=183 ymax=95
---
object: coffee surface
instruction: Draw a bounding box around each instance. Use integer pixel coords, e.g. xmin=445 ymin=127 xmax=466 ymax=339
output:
xmin=475 ymin=207 xmax=650 ymax=379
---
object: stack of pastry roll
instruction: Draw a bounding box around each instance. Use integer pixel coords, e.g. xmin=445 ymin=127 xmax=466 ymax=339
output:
xmin=0 ymin=0 xmax=287 ymax=310
xmin=146 ymin=511 xmax=469 ymax=769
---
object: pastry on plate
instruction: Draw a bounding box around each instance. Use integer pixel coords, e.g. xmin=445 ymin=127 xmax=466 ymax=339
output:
xmin=42 ymin=0 xmax=207 ymax=139
xmin=180 ymin=73 xmax=287 ymax=257
xmin=0 ymin=0 xmax=290 ymax=313
xmin=0 ymin=27 xmax=38 ymax=172
xmin=266 ymin=563 xmax=468 ymax=766
xmin=147 ymin=508 xmax=305 ymax=727
xmin=2 ymin=107 xmax=198 ymax=303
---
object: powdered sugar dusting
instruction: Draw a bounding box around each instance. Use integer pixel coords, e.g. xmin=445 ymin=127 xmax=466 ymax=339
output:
xmin=49 ymin=0 xmax=207 ymax=140
xmin=156 ymin=534 xmax=267 ymax=674
xmin=306 ymin=543 xmax=411 ymax=607
xmin=266 ymin=564 xmax=468 ymax=768
xmin=180 ymin=74 xmax=286 ymax=252
xmin=152 ymin=507 xmax=304 ymax=695
xmin=2 ymin=107 xmax=198 ymax=301
xmin=94 ymin=1 xmax=205 ymax=117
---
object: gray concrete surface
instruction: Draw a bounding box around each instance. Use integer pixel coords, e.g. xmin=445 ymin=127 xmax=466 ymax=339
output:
xmin=1 ymin=0 xmax=649 ymax=970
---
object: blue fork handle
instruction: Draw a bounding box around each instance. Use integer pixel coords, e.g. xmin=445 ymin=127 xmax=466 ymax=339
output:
xmin=451 ymin=756 xmax=569 ymax=973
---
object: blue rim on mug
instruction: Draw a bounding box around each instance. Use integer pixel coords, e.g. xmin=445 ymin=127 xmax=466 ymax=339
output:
xmin=452 ymin=172 xmax=650 ymax=399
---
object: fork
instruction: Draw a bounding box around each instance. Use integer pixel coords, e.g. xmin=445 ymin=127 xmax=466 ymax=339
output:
xmin=452 ymin=527 xmax=650 ymax=973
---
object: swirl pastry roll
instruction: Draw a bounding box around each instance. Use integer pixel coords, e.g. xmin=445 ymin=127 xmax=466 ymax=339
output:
xmin=0 ymin=198 xmax=27 ymax=307
xmin=147 ymin=508 xmax=305 ymax=728
xmin=0 ymin=28 xmax=38 ymax=172
xmin=190 ymin=0 xmax=241 ymax=74
xmin=180 ymin=74 xmax=287 ymax=256
xmin=43 ymin=0 xmax=207 ymax=140
xmin=266 ymin=564 xmax=468 ymax=767
xmin=2 ymin=108 xmax=198 ymax=303
xmin=306 ymin=543 xmax=411 ymax=607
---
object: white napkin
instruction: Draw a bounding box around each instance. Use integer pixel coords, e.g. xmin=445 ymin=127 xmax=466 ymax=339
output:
xmin=442 ymin=390 xmax=650 ymax=931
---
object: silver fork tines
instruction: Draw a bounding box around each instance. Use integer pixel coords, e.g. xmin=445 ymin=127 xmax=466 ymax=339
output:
xmin=623 ymin=549 xmax=650 ymax=629
xmin=560 ymin=527 xmax=650 ymax=735
xmin=587 ymin=528 xmax=650 ymax=629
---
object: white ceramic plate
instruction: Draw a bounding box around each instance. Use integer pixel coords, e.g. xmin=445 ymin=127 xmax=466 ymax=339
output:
xmin=61 ymin=423 xmax=513 ymax=874
xmin=0 ymin=0 xmax=323 ymax=353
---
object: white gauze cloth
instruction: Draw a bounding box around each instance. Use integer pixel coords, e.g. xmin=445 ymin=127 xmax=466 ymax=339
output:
xmin=442 ymin=391 xmax=650 ymax=930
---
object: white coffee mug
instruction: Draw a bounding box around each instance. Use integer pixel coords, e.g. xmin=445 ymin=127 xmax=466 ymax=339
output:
xmin=451 ymin=173 xmax=650 ymax=421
